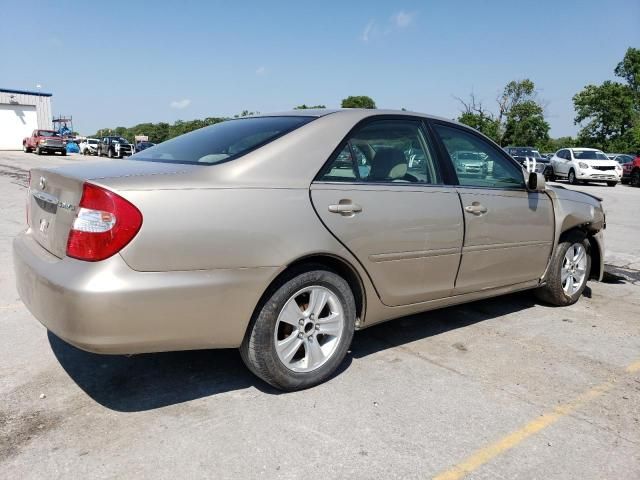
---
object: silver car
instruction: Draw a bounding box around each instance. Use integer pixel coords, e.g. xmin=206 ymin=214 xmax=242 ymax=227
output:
xmin=14 ymin=109 xmax=605 ymax=390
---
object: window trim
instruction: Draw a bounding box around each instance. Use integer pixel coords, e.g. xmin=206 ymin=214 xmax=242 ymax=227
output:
xmin=428 ymin=119 xmax=527 ymax=191
xmin=313 ymin=114 xmax=453 ymax=186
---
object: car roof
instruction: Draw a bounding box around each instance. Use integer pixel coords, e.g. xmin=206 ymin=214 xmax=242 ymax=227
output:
xmin=571 ymin=147 xmax=602 ymax=151
xmin=251 ymin=108 xmax=459 ymax=124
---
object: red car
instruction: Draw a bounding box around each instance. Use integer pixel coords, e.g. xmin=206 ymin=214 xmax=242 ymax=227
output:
xmin=23 ymin=129 xmax=66 ymax=156
xmin=622 ymin=155 xmax=640 ymax=187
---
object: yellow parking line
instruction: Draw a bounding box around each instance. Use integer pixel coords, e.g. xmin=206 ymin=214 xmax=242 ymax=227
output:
xmin=0 ymin=303 xmax=23 ymax=309
xmin=433 ymin=361 xmax=638 ymax=480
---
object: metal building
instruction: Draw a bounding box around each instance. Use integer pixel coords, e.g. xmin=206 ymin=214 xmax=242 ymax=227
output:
xmin=0 ymin=87 xmax=53 ymax=150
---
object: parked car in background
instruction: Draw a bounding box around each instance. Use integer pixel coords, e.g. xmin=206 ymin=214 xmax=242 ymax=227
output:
xmin=504 ymin=146 xmax=553 ymax=180
xmin=14 ymin=110 xmax=606 ymax=391
xmin=96 ymin=136 xmax=134 ymax=158
xmin=622 ymin=155 xmax=640 ymax=186
xmin=451 ymin=150 xmax=488 ymax=177
xmin=23 ymin=130 xmax=66 ymax=156
xmin=79 ymin=138 xmax=99 ymax=156
xmin=550 ymin=148 xmax=621 ymax=186
xmin=607 ymin=153 xmax=634 ymax=164
xmin=134 ymin=141 xmax=155 ymax=153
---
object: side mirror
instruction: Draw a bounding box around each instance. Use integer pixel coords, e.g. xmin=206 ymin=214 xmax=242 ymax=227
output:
xmin=527 ymin=172 xmax=546 ymax=192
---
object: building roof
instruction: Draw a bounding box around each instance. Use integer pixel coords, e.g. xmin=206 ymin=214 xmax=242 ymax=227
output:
xmin=0 ymin=87 xmax=52 ymax=97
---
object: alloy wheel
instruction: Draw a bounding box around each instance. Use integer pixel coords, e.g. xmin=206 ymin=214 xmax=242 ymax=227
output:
xmin=561 ymin=243 xmax=587 ymax=295
xmin=274 ymin=286 xmax=344 ymax=373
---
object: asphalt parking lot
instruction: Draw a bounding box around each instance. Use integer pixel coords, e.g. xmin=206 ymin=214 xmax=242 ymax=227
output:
xmin=1 ymin=151 xmax=639 ymax=479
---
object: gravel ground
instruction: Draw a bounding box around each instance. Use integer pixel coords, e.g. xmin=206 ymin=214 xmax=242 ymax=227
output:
xmin=1 ymin=151 xmax=639 ymax=479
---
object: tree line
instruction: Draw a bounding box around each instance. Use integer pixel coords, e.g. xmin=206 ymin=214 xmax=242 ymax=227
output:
xmin=92 ymin=48 xmax=638 ymax=153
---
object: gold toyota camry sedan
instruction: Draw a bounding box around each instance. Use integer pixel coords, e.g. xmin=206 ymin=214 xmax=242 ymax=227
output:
xmin=14 ymin=109 xmax=605 ymax=390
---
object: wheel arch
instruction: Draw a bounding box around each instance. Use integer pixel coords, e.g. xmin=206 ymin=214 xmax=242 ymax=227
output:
xmin=248 ymin=253 xmax=366 ymax=336
xmin=558 ymin=226 xmax=602 ymax=280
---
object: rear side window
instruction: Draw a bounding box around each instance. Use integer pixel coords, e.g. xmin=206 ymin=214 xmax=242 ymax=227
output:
xmin=129 ymin=116 xmax=314 ymax=165
xmin=318 ymin=119 xmax=441 ymax=184
xmin=433 ymin=124 xmax=525 ymax=189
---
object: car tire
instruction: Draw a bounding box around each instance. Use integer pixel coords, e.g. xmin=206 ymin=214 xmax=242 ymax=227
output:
xmin=240 ymin=267 xmax=356 ymax=391
xmin=631 ymin=170 xmax=640 ymax=188
xmin=61 ymin=150 xmax=66 ymax=156
xmin=606 ymin=181 xmax=616 ymax=187
xmin=23 ymin=144 xmax=31 ymax=153
xmin=36 ymin=146 xmax=42 ymax=155
xmin=568 ymin=169 xmax=578 ymax=185
xmin=535 ymin=232 xmax=591 ymax=307
xmin=107 ymin=149 xmax=113 ymax=159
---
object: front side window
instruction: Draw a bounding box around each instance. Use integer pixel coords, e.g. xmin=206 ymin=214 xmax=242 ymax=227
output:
xmin=319 ymin=119 xmax=441 ymax=184
xmin=434 ymin=124 xmax=525 ymax=189
xmin=130 ymin=116 xmax=314 ymax=165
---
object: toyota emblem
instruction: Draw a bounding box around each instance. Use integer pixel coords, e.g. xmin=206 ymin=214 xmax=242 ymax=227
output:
xmin=39 ymin=177 xmax=46 ymax=190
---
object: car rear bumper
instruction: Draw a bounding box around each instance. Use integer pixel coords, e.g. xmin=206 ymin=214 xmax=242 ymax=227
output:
xmin=13 ymin=230 xmax=277 ymax=354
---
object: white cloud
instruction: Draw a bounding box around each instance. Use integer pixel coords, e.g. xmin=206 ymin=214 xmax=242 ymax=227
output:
xmin=170 ymin=99 xmax=191 ymax=109
xmin=360 ymin=20 xmax=376 ymax=42
xmin=256 ymin=66 xmax=266 ymax=75
xmin=391 ymin=10 xmax=414 ymax=28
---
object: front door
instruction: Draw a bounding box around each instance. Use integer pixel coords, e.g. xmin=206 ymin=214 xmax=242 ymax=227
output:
xmin=431 ymin=122 xmax=554 ymax=293
xmin=311 ymin=118 xmax=463 ymax=307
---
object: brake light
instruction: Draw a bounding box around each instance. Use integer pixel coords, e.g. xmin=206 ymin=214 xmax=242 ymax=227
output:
xmin=66 ymin=183 xmax=142 ymax=261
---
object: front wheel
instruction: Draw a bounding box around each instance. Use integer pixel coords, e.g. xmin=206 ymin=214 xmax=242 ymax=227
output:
xmin=568 ymin=169 xmax=578 ymax=185
xmin=107 ymin=149 xmax=113 ymax=158
xmin=631 ymin=170 xmax=640 ymax=188
xmin=535 ymin=234 xmax=591 ymax=306
xmin=36 ymin=146 xmax=42 ymax=155
xmin=240 ymin=268 xmax=356 ymax=391
xmin=606 ymin=181 xmax=617 ymax=187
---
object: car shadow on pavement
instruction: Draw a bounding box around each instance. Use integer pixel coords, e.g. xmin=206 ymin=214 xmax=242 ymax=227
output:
xmin=349 ymin=291 xmax=539 ymax=359
xmin=48 ymin=291 xmax=560 ymax=412
xmin=48 ymin=332 xmax=288 ymax=412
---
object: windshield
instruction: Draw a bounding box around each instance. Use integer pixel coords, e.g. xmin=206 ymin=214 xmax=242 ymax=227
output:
xmin=111 ymin=137 xmax=129 ymax=144
xmin=38 ymin=130 xmax=59 ymax=137
xmin=615 ymin=154 xmax=634 ymax=164
xmin=573 ymin=150 xmax=609 ymax=160
xmin=87 ymin=139 xmax=97 ymax=145
xmin=510 ymin=148 xmax=542 ymax=158
xmin=129 ymin=116 xmax=314 ymax=165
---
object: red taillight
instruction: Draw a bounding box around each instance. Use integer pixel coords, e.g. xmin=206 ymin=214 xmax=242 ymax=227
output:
xmin=66 ymin=183 xmax=142 ymax=261
xmin=26 ymin=170 xmax=31 ymax=225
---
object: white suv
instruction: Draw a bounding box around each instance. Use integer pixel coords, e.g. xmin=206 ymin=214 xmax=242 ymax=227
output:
xmin=551 ymin=148 xmax=622 ymax=187
xmin=79 ymin=138 xmax=99 ymax=155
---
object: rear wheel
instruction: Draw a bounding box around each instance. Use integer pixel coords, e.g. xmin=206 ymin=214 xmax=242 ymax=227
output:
xmin=568 ymin=169 xmax=578 ymax=185
xmin=23 ymin=144 xmax=31 ymax=153
xmin=240 ymin=268 xmax=356 ymax=391
xmin=535 ymin=233 xmax=591 ymax=306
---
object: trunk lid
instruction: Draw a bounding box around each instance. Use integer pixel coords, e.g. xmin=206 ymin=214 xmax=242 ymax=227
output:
xmin=28 ymin=160 xmax=196 ymax=258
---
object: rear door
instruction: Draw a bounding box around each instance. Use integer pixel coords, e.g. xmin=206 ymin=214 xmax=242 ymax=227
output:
xmin=311 ymin=118 xmax=463 ymax=307
xmin=430 ymin=122 xmax=554 ymax=293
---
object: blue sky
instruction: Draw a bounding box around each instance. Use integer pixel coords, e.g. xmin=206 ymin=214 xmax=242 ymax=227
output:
xmin=2 ymin=0 xmax=638 ymax=136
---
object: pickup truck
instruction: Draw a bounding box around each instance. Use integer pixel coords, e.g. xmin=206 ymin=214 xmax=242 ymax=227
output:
xmin=23 ymin=130 xmax=66 ymax=156
xmin=96 ymin=136 xmax=134 ymax=158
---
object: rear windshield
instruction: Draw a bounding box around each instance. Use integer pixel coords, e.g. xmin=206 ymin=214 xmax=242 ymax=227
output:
xmin=573 ymin=150 xmax=608 ymax=160
xmin=38 ymin=130 xmax=59 ymax=137
xmin=129 ymin=116 xmax=314 ymax=165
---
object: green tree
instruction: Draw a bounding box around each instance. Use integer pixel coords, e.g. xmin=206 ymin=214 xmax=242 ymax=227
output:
xmin=502 ymin=101 xmax=550 ymax=147
xmin=293 ymin=104 xmax=326 ymax=109
xmin=341 ymin=95 xmax=376 ymax=109
xmin=573 ymin=48 xmax=640 ymax=152
xmin=455 ymin=80 xmax=548 ymax=145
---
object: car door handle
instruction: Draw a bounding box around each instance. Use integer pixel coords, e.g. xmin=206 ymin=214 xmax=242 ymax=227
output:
xmin=464 ymin=202 xmax=488 ymax=215
xmin=328 ymin=202 xmax=363 ymax=216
